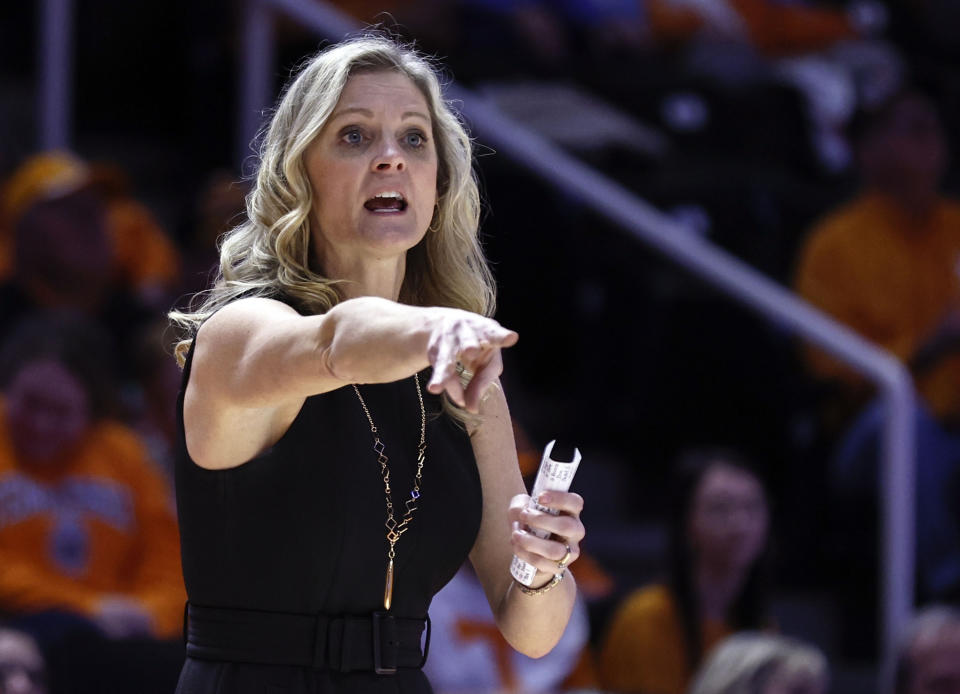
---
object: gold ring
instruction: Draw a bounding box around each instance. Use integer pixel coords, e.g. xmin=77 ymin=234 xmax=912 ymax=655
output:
xmin=557 ymin=544 xmax=573 ymax=571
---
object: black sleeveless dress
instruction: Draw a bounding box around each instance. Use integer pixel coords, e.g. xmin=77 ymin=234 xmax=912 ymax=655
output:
xmin=173 ymin=339 xmax=483 ymax=694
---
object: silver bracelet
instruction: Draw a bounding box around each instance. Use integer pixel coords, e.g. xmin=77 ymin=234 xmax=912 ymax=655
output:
xmin=514 ymin=570 xmax=565 ymax=596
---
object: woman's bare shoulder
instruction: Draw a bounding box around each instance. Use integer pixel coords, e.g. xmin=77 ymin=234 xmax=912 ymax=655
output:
xmin=198 ymin=296 xmax=304 ymax=333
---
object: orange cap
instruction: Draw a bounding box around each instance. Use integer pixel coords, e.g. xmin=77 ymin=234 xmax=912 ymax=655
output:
xmin=2 ymin=151 xmax=91 ymax=227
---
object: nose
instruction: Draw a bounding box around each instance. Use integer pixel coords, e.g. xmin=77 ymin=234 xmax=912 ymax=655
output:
xmin=373 ymin=136 xmax=405 ymax=172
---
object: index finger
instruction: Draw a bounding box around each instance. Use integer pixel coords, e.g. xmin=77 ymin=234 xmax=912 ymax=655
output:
xmin=497 ymin=328 xmax=519 ymax=348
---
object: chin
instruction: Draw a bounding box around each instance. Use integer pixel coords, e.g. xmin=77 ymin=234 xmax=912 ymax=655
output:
xmin=360 ymin=219 xmax=428 ymax=251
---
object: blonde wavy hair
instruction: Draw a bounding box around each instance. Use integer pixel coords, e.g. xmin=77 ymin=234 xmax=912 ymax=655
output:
xmin=170 ymin=34 xmax=495 ymax=366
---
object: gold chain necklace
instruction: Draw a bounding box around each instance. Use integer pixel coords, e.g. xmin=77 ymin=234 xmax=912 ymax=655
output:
xmin=352 ymin=374 xmax=426 ymax=611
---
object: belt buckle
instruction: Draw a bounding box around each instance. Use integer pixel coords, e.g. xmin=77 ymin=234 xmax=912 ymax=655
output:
xmin=372 ymin=611 xmax=398 ymax=675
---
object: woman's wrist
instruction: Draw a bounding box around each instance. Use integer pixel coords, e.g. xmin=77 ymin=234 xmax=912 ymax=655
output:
xmin=513 ymin=569 xmax=566 ymax=596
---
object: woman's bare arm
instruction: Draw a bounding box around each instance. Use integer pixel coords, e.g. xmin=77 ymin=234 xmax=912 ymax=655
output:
xmin=183 ymin=296 xmax=516 ymax=470
xmin=467 ymin=385 xmax=584 ymax=658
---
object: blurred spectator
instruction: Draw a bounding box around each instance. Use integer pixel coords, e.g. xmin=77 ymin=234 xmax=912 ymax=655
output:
xmin=0 ymin=628 xmax=47 ymax=694
xmin=0 ymin=312 xmax=185 ymax=642
xmin=0 ymin=173 xmax=161 ymax=379
xmin=895 ymin=605 xmax=960 ymax=694
xmin=687 ymin=632 xmax=828 ymax=694
xmin=424 ymin=562 xmax=594 ymax=693
xmin=0 ymin=151 xmax=180 ymax=311
xmin=795 ymin=88 xmax=960 ymax=600
xmin=796 ymin=88 xmax=958 ymax=421
xmin=598 ymin=448 xmax=773 ymax=694
xmin=3 ymin=189 xmax=113 ymax=319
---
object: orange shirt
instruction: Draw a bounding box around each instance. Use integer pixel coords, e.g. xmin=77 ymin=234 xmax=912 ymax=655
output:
xmin=0 ymin=407 xmax=185 ymax=638
xmin=795 ymin=193 xmax=960 ymax=419
xmin=597 ymin=584 xmax=731 ymax=694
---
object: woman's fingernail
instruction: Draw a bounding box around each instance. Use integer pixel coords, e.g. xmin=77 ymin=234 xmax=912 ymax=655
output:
xmin=537 ymin=492 xmax=551 ymax=505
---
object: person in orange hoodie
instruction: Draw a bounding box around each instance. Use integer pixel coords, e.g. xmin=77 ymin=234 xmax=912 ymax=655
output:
xmin=0 ymin=311 xmax=185 ymax=642
xmin=796 ymin=89 xmax=960 ymax=424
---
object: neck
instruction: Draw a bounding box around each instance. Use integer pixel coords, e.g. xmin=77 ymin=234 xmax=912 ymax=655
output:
xmin=695 ymin=560 xmax=748 ymax=621
xmin=317 ymin=249 xmax=407 ymax=301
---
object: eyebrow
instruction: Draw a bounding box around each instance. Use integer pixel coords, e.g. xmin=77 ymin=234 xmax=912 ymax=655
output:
xmin=329 ymin=107 xmax=431 ymax=124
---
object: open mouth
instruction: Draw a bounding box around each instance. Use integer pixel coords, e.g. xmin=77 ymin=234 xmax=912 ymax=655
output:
xmin=363 ymin=191 xmax=408 ymax=213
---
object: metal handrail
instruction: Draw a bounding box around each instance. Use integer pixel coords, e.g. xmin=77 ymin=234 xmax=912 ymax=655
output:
xmin=37 ymin=0 xmax=916 ymax=682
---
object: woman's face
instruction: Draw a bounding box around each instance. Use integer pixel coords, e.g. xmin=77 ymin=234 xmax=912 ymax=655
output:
xmin=688 ymin=462 xmax=769 ymax=573
xmin=305 ymin=70 xmax=439 ymax=270
xmin=5 ymin=359 xmax=92 ymax=466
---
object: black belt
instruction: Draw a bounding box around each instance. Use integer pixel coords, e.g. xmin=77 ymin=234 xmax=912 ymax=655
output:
xmin=184 ymin=603 xmax=430 ymax=675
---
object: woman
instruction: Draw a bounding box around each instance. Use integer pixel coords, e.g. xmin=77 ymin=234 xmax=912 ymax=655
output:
xmin=169 ymin=34 xmax=585 ymax=693
xmin=598 ymin=448 xmax=772 ymax=694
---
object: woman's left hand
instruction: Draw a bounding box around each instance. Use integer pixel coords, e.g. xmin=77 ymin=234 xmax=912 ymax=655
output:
xmin=508 ymin=491 xmax=585 ymax=582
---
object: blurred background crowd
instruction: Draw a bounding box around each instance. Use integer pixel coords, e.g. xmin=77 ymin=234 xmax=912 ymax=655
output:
xmin=1 ymin=0 xmax=960 ymax=692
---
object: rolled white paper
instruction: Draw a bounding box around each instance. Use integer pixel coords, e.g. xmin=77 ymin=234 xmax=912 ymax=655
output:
xmin=510 ymin=440 xmax=582 ymax=587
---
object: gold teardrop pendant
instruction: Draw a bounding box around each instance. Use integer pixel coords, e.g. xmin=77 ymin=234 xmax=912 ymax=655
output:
xmin=383 ymin=558 xmax=394 ymax=610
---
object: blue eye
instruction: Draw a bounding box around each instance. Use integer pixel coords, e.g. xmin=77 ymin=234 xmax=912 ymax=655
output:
xmin=343 ymin=129 xmax=364 ymax=145
xmin=405 ymin=132 xmax=425 ymax=148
